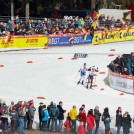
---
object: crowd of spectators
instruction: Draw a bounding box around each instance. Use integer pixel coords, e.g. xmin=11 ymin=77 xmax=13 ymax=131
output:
xmin=108 ymin=52 xmax=134 ymax=76
xmin=0 ymin=98 xmax=133 ymax=134
xmin=0 ymin=14 xmax=133 ymax=37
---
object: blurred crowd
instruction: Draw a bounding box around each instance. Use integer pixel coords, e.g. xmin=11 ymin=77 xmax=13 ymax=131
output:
xmin=0 ymin=14 xmax=133 ymax=36
xmin=0 ymin=98 xmax=133 ymax=134
xmin=108 ymin=52 xmax=134 ymax=76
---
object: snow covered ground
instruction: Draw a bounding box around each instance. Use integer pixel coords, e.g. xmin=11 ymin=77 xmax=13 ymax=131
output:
xmin=0 ymin=41 xmax=134 ymax=133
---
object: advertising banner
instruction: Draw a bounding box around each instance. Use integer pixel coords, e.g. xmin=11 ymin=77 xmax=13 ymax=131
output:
xmin=92 ymin=26 xmax=134 ymax=45
xmin=0 ymin=35 xmax=48 ymax=49
xmin=48 ymin=33 xmax=92 ymax=47
xmin=109 ymin=69 xmax=134 ymax=94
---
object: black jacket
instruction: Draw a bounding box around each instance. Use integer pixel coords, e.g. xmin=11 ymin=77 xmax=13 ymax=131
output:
xmin=38 ymin=106 xmax=43 ymax=120
xmin=103 ymin=111 xmax=110 ymax=119
xmin=57 ymin=105 xmax=64 ymax=120
xmin=116 ymin=114 xmax=123 ymax=127
xmin=122 ymin=115 xmax=132 ymax=133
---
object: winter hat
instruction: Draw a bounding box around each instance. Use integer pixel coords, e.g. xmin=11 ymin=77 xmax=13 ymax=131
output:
xmin=40 ymin=102 xmax=43 ymax=104
xmin=12 ymin=107 xmax=16 ymax=111
xmin=84 ymin=63 xmax=86 ymax=66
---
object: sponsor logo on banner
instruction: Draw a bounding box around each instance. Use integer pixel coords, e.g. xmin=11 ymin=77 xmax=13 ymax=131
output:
xmin=74 ymin=53 xmax=88 ymax=58
xmin=109 ymin=70 xmax=134 ymax=94
xmin=26 ymin=39 xmax=38 ymax=44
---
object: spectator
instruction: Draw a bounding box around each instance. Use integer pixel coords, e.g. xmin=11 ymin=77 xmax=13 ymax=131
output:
xmin=64 ymin=114 xmax=71 ymax=132
xmin=38 ymin=102 xmax=43 ymax=130
xmin=126 ymin=58 xmax=133 ymax=75
xmin=57 ymin=101 xmax=65 ymax=132
xmin=86 ymin=109 xmax=95 ymax=134
xmin=79 ymin=108 xmax=86 ymax=127
xmin=122 ymin=112 xmax=132 ymax=134
xmin=69 ymin=105 xmax=77 ymax=133
xmin=102 ymin=107 xmax=110 ymax=122
xmin=8 ymin=101 xmax=14 ymax=113
xmin=10 ymin=106 xmax=18 ymax=133
xmin=77 ymin=122 xmax=86 ymax=134
xmin=79 ymin=104 xmax=85 ymax=113
xmin=94 ymin=106 xmax=101 ymax=134
xmin=23 ymin=101 xmax=28 ymax=129
xmin=18 ymin=105 xmax=24 ymax=134
xmin=116 ymin=111 xmax=122 ymax=134
xmin=28 ymin=103 xmax=36 ymax=131
xmin=104 ymin=117 xmax=111 ymax=134
xmin=47 ymin=101 xmax=53 ymax=131
xmin=41 ymin=105 xmax=49 ymax=132
xmin=49 ymin=103 xmax=59 ymax=132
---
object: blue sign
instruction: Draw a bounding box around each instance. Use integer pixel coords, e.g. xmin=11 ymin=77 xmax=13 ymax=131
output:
xmin=48 ymin=34 xmax=92 ymax=47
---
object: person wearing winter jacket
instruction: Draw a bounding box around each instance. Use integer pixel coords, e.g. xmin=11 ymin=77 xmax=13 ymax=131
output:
xmin=94 ymin=106 xmax=101 ymax=134
xmin=79 ymin=108 xmax=86 ymax=127
xmin=102 ymin=107 xmax=110 ymax=122
xmin=122 ymin=112 xmax=132 ymax=134
xmin=1 ymin=104 xmax=8 ymax=131
xmin=38 ymin=102 xmax=43 ymax=130
xmin=86 ymin=109 xmax=95 ymax=134
xmin=28 ymin=103 xmax=36 ymax=130
xmin=77 ymin=122 xmax=86 ymax=134
xmin=127 ymin=58 xmax=133 ymax=75
xmin=18 ymin=105 xmax=25 ymax=134
xmin=86 ymin=67 xmax=98 ymax=89
xmin=57 ymin=101 xmax=65 ymax=132
xmin=104 ymin=117 xmax=111 ymax=134
xmin=10 ymin=106 xmax=18 ymax=133
xmin=116 ymin=111 xmax=122 ymax=134
xmin=69 ymin=105 xmax=77 ymax=133
xmin=49 ymin=103 xmax=60 ymax=132
xmin=41 ymin=105 xmax=49 ymax=132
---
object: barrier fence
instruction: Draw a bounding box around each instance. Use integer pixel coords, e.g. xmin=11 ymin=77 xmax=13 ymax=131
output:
xmin=0 ymin=26 xmax=134 ymax=49
xmin=108 ymin=69 xmax=134 ymax=94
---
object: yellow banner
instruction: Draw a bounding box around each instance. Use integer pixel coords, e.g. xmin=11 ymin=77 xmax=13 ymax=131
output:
xmin=92 ymin=26 xmax=134 ymax=45
xmin=0 ymin=35 xmax=48 ymax=49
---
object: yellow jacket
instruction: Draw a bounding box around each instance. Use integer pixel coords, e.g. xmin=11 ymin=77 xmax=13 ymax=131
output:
xmin=69 ymin=108 xmax=77 ymax=120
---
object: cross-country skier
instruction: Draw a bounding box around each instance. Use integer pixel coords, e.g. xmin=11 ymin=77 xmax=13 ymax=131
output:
xmin=77 ymin=63 xmax=87 ymax=85
xmin=86 ymin=67 xmax=98 ymax=89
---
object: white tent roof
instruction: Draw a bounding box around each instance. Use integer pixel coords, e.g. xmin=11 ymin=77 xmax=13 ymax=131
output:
xmin=99 ymin=9 xmax=131 ymax=20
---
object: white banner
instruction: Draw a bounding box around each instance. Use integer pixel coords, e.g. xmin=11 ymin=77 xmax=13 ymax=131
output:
xmin=109 ymin=70 xmax=134 ymax=94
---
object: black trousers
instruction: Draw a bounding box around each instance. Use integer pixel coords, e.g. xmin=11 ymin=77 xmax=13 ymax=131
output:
xmin=11 ymin=120 xmax=17 ymax=133
xmin=24 ymin=115 xmax=27 ymax=129
xmin=39 ymin=118 xmax=42 ymax=130
xmin=95 ymin=120 xmax=100 ymax=134
xmin=28 ymin=118 xmax=33 ymax=130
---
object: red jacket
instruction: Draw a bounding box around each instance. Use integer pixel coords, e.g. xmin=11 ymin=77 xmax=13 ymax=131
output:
xmin=77 ymin=125 xmax=86 ymax=134
xmin=64 ymin=120 xmax=71 ymax=131
xmin=87 ymin=114 xmax=95 ymax=130
xmin=79 ymin=112 xmax=86 ymax=122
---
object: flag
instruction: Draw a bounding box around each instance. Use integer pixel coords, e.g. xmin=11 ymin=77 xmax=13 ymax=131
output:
xmin=51 ymin=28 xmax=56 ymax=33
xmin=5 ymin=33 xmax=11 ymax=43
xmin=69 ymin=37 xmax=75 ymax=42
xmin=83 ymin=33 xmax=87 ymax=40
xmin=80 ymin=27 xmax=88 ymax=33
xmin=92 ymin=11 xmax=100 ymax=19
xmin=126 ymin=27 xmax=130 ymax=33
xmin=16 ymin=15 xmax=19 ymax=24
xmin=64 ymin=28 xmax=68 ymax=33
xmin=104 ymin=29 xmax=108 ymax=38
xmin=109 ymin=129 xmax=112 ymax=134
xmin=100 ymin=32 xmax=103 ymax=39
xmin=122 ymin=19 xmax=126 ymax=24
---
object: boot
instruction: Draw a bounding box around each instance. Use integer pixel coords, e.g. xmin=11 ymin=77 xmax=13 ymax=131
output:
xmin=86 ymin=85 xmax=88 ymax=89
xmin=77 ymin=81 xmax=80 ymax=85
xmin=90 ymin=85 xmax=92 ymax=89
xmin=82 ymin=80 xmax=84 ymax=85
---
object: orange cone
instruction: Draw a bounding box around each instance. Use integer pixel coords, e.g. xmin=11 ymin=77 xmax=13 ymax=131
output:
xmin=92 ymin=85 xmax=98 ymax=87
xmin=99 ymin=72 xmax=106 ymax=74
xmin=27 ymin=61 xmax=33 ymax=63
xmin=108 ymin=54 xmax=115 ymax=57
xmin=0 ymin=65 xmax=4 ymax=67
xmin=110 ymin=49 xmax=116 ymax=51
xmin=101 ymin=88 xmax=104 ymax=90
xmin=93 ymin=74 xmax=97 ymax=76
xmin=72 ymin=58 xmax=77 ymax=60
xmin=120 ymin=93 xmax=124 ymax=95
xmin=37 ymin=97 xmax=45 ymax=99
xmin=58 ymin=57 xmax=63 ymax=60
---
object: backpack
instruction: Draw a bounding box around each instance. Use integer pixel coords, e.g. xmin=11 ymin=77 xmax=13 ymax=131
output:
xmin=51 ymin=108 xmax=57 ymax=117
xmin=101 ymin=114 xmax=105 ymax=121
xmin=42 ymin=110 xmax=45 ymax=118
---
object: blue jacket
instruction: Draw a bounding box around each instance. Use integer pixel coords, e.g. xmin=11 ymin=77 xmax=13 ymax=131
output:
xmin=41 ymin=108 xmax=49 ymax=121
xmin=104 ymin=119 xmax=111 ymax=128
xmin=49 ymin=106 xmax=59 ymax=119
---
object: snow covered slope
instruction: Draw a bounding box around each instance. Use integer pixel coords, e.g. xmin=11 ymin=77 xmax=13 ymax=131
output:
xmin=0 ymin=41 xmax=134 ymax=133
